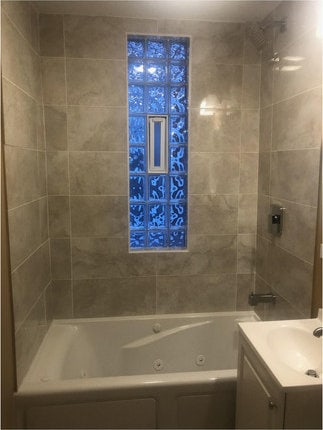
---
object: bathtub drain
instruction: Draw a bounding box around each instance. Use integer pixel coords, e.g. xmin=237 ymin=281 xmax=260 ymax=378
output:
xmin=153 ymin=359 xmax=164 ymax=371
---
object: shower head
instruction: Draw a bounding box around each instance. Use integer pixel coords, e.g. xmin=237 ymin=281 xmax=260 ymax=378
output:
xmin=246 ymin=18 xmax=287 ymax=52
xmin=246 ymin=22 xmax=266 ymax=51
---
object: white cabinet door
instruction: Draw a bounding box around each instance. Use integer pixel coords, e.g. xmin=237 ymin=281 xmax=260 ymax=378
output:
xmin=236 ymin=354 xmax=283 ymax=429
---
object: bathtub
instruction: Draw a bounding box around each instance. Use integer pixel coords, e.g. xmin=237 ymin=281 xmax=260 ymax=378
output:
xmin=15 ymin=311 xmax=258 ymax=429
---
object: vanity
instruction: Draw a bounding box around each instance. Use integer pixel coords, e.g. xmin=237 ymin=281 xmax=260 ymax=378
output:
xmin=236 ymin=316 xmax=322 ymax=429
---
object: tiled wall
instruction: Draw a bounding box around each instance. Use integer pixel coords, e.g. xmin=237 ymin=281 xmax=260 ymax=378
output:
xmin=2 ymin=2 xmax=51 ymax=384
xmin=41 ymin=14 xmax=261 ymax=318
xmin=255 ymin=1 xmax=322 ymax=320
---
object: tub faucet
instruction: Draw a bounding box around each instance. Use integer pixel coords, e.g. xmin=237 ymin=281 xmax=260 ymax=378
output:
xmin=313 ymin=327 xmax=323 ymax=338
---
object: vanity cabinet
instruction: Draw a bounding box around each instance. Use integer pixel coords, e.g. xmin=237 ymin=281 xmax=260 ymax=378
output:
xmin=235 ymin=333 xmax=322 ymax=429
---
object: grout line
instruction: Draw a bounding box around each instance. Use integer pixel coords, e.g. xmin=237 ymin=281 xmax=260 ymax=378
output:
xmin=14 ymin=281 xmax=51 ymax=334
xmin=11 ymin=240 xmax=50 ymax=275
xmin=2 ymin=75 xmax=41 ymax=106
xmin=63 ymin=15 xmax=75 ymax=318
xmin=8 ymin=196 xmax=47 ymax=213
xmin=2 ymin=8 xmax=40 ymax=57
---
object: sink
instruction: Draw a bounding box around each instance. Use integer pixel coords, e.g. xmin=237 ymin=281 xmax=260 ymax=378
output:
xmin=239 ymin=316 xmax=323 ymax=388
xmin=267 ymin=326 xmax=322 ymax=375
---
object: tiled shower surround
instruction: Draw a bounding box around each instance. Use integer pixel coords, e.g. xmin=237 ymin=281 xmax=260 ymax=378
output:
xmin=255 ymin=1 xmax=322 ymax=320
xmin=41 ymin=15 xmax=260 ymax=319
xmin=2 ymin=1 xmax=321 ymax=384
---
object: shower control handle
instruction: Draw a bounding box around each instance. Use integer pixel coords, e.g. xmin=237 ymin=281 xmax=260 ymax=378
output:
xmin=269 ymin=205 xmax=286 ymax=236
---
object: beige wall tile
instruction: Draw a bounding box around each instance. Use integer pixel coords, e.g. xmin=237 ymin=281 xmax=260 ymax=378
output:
xmin=273 ymin=1 xmax=318 ymax=54
xmin=260 ymin=60 xmax=273 ymax=108
xmin=51 ymin=239 xmax=71 ymax=280
xmin=190 ymin=109 xmax=241 ymax=153
xmin=236 ymin=274 xmax=254 ymax=311
xmin=191 ymin=62 xmax=243 ymax=109
xmin=48 ymin=196 xmax=70 ymax=238
xmin=46 ymin=151 xmax=69 ymax=195
xmin=259 ymin=106 xmax=272 ymax=152
xmin=73 ymin=277 xmax=156 ymax=318
xmin=256 ymin=235 xmax=270 ymax=282
xmin=243 ymin=34 xmax=261 ymax=65
xmin=190 ymin=152 xmax=240 ymax=195
xmin=2 ymin=12 xmax=41 ymax=102
xmin=46 ymin=280 xmax=73 ymax=319
xmin=66 ymin=58 xmax=126 ymax=106
xmin=2 ymin=1 xmax=37 ymax=49
xmin=71 ymin=196 xmax=127 ymax=237
xmin=270 ymin=198 xmax=316 ymax=263
xmin=273 ymin=30 xmax=322 ymax=103
xmin=258 ymin=152 xmax=270 ymax=195
xmin=37 ymin=105 xmax=46 ymax=150
xmin=270 ymin=149 xmax=320 ymax=206
xmin=39 ymin=14 xmax=64 ymax=57
xmin=65 ymin=15 xmax=125 ymax=59
xmin=257 ymin=194 xmax=271 ymax=239
xmin=239 ymin=153 xmax=258 ymax=193
xmin=272 ymin=88 xmax=322 ymax=151
xmin=157 ymin=235 xmax=237 ymax=276
xmin=238 ymin=194 xmax=257 ymax=234
xmin=15 ymin=293 xmax=48 ymax=385
xmin=189 ymin=195 xmax=238 ymax=235
xmin=191 ymin=22 xmax=244 ymax=65
xmin=44 ymin=105 xmax=67 ymax=151
xmin=240 ymin=110 xmax=259 ymax=152
xmin=255 ymin=277 xmax=305 ymax=321
xmin=67 ymin=106 xmax=126 ymax=151
xmin=5 ymin=145 xmax=46 ymax=209
xmin=11 ymin=241 xmax=50 ymax=330
xmin=69 ymin=151 xmax=127 ymax=195
xmin=237 ymin=234 xmax=256 ymax=273
xmin=41 ymin=57 xmax=66 ymax=105
xmin=156 ymin=274 xmax=237 ymax=313
xmin=72 ymin=237 xmax=156 ymax=279
xmin=268 ymin=244 xmax=313 ymax=317
xmin=8 ymin=198 xmax=48 ymax=270
xmin=2 ymin=79 xmax=38 ymax=149
xmin=242 ymin=64 xmax=261 ymax=109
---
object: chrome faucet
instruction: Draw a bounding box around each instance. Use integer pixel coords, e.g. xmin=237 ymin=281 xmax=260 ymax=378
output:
xmin=313 ymin=327 xmax=323 ymax=337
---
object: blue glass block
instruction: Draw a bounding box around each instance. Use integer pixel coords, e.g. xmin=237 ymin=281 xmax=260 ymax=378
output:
xmin=146 ymin=63 xmax=166 ymax=82
xmin=130 ymin=231 xmax=145 ymax=248
xmin=169 ymin=229 xmax=186 ymax=247
xmin=129 ymin=147 xmax=145 ymax=173
xmin=170 ymin=146 xmax=187 ymax=173
xmin=170 ymin=176 xmax=187 ymax=201
xmin=128 ymin=62 xmax=144 ymax=81
xmin=147 ymin=86 xmax=166 ymax=113
xmin=128 ymin=39 xmax=144 ymax=58
xmin=149 ymin=204 xmax=166 ymax=228
xmin=149 ymin=175 xmax=166 ymax=201
xmin=170 ymin=116 xmax=188 ymax=143
xmin=130 ymin=204 xmax=145 ymax=229
xmin=129 ymin=116 xmax=145 ymax=145
xmin=170 ymin=64 xmax=186 ymax=83
xmin=170 ymin=41 xmax=187 ymax=60
xmin=170 ymin=204 xmax=186 ymax=227
xmin=128 ymin=85 xmax=144 ymax=113
xmin=147 ymin=39 xmax=166 ymax=58
xmin=171 ymin=86 xmax=187 ymax=113
xmin=130 ymin=176 xmax=145 ymax=201
xmin=148 ymin=231 xmax=166 ymax=248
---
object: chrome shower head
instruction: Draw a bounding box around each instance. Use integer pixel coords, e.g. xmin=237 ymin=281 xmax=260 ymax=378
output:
xmin=246 ymin=22 xmax=266 ymax=51
xmin=246 ymin=18 xmax=287 ymax=52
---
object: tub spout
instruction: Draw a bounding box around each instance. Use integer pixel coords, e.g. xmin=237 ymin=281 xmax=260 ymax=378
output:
xmin=313 ymin=327 xmax=323 ymax=338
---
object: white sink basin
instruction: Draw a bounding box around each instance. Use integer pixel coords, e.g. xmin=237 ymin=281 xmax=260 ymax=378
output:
xmin=267 ymin=327 xmax=322 ymax=375
xmin=239 ymin=317 xmax=322 ymax=389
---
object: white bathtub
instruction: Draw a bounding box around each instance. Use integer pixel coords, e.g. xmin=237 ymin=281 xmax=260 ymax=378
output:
xmin=15 ymin=311 xmax=258 ymax=429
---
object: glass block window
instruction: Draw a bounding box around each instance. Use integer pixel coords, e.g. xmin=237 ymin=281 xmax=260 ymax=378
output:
xmin=128 ymin=36 xmax=189 ymax=250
